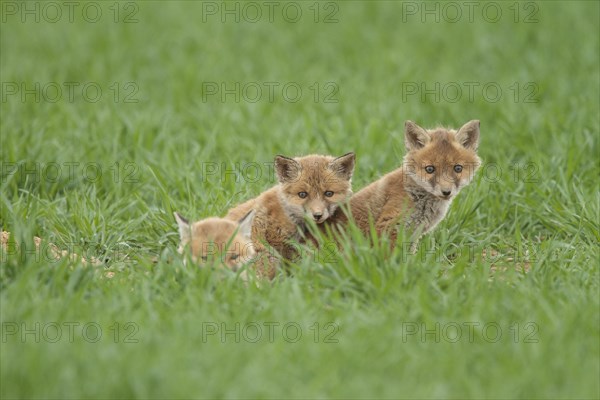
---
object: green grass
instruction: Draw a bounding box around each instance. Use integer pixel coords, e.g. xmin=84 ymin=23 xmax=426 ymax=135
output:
xmin=1 ymin=1 xmax=599 ymax=399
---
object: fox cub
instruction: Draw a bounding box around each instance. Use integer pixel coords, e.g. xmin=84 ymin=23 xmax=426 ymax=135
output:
xmin=225 ymin=153 xmax=355 ymax=277
xmin=326 ymin=120 xmax=481 ymax=249
xmin=174 ymin=211 xmax=256 ymax=271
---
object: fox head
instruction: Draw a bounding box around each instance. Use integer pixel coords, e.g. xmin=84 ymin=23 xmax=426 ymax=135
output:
xmin=274 ymin=152 xmax=355 ymax=224
xmin=174 ymin=211 xmax=256 ymax=271
xmin=403 ymin=120 xmax=481 ymax=200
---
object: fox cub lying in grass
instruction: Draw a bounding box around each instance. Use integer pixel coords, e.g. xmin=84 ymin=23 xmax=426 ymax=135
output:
xmin=174 ymin=120 xmax=480 ymax=276
xmin=322 ymin=119 xmax=481 ymax=250
xmin=173 ymin=211 xmax=255 ymax=271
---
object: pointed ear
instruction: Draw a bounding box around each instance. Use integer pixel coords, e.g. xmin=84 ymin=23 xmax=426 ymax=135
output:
xmin=174 ymin=212 xmax=190 ymax=242
xmin=329 ymin=152 xmax=355 ymax=180
xmin=237 ymin=210 xmax=255 ymax=239
xmin=275 ymin=155 xmax=301 ymax=183
xmin=455 ymin=120 xmax=480 ymax=151
xmin=404 ymin=121 xmax=430 ymax=151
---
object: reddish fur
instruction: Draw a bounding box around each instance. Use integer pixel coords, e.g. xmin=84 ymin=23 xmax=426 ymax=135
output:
xmin=225 ymin=153 xmax=355 ymax=278
xmin=174 ymin=213 xmax=256 ymax=272
xmin=321 ymin=120 xmax=481 ymax=249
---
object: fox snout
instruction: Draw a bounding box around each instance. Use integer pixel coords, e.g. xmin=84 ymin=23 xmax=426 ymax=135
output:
xmin=440 ymin=188 xmax=453 ymax=199
xmin=307 ymin=205 xmax=330 ymax=223
xmin=433 ymin=180 xmax=455 ymax=199
xmin=433 ymin=172 xmax=462 ymax=200
xmin=311 ymin=210 xmax=329 ymax=223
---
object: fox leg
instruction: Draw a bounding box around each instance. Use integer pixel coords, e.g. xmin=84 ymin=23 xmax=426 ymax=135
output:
xmin=250 ymin=248 xmax=279 ymax=280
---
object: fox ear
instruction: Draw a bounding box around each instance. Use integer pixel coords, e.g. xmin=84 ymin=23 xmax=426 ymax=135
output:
xmin=455 ymin=120 xmax=480 ymax=151
xmin=275 ymin=155 xmax=301 ymax=183
xmin=237 ymin=210 xmax=255 ymax=239
xmin=330 ymin=152 xmax=355 ymax=180
xmin=404 ymin=121 xmax=430 ymax=151
xmin=174 ymin=212 xmax=190 ymax=242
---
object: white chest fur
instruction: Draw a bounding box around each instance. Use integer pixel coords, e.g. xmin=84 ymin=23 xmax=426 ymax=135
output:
xmin=405 ymin=190 xmax=452 ymax=236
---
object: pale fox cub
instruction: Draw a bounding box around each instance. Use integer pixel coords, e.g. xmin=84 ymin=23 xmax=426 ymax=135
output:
xmin=326 ymin=120 xmax=481 ymax=250
xmin=174 ymin=211 xmax=256 ymax=271
xmin=225 ymin=152 xmax=355 ymax=277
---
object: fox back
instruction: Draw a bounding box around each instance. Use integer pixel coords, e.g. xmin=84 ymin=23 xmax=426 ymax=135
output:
xmin=174 ymin=211 xmax=255 ymax=271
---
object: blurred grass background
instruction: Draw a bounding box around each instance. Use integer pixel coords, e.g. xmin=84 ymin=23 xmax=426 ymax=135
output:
xmin=1 ymin=1 xmax=599 ymax=399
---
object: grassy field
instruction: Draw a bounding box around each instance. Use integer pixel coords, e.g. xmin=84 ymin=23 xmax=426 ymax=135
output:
xmin=1 ymin=1 xmax=599 ymax=399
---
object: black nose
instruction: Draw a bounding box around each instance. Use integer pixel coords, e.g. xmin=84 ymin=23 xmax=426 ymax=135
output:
xmin=442 ymin=190 xmax=451 ymax=196
xmin=313 ymin=213 xmax=323 ymax=220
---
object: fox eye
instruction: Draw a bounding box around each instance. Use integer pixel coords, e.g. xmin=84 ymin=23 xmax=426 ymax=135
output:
xmin=230 ymin=254 xmax=239 ymax=260
xmin=425 ymin=165 xmax=435 ymax=174
xmin=298 ymin=192 xmax=308 ymax=199
xmin=324 ymin=191 xmax=334 ymax=197
xmin=454 ymin=165 xmax=463 ymax=173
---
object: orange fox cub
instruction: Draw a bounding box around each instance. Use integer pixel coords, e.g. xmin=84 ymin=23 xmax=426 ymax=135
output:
xmin=328 ymin=120 xmax=481 ymax=249
xmin=174 ymin=211 xmax=256 ymax=271
xmin=225 ymin=152 xmax=355 ymax=276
